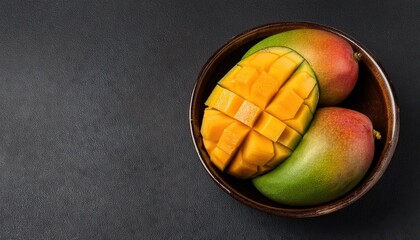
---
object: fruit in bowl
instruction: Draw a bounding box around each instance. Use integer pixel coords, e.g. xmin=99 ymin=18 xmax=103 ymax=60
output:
xmin=189 ymin=22 xmax=399 ymax=217
xmin=201 ymin=46 xmax=320 ymax=179
xmin=252 ymin=107 xmax=376 ymax=206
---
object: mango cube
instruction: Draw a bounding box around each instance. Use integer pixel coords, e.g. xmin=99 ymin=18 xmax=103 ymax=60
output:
xmin=242 ymin=131 xmax=274 ymax=166
xmin=266 ymin=89 xmax=303 ymax=120
xmin=266 ymin=143 xmax=292 ymax=167
xmin=234 ymin=100 xmax=261 ymax=127
xmin=234 ymin=66 xmax=259 ymax=99
xmin=253 ymin=112 xmax=286 ymax=142
xmin=283 ymin=71 xmax=317 ymax=99
xmin=277 ymin=126 xmax=302 ymax=150
xmin=283 ymin=104 xmax=313 ymax=134
xmin=210 ymin=147 xmax=232 ymax=171
xmin=216 ymin=122 xmax=250 ymax=155
xmin=227 ymin=150 xmax=258 ymax=179
xmin=205 ymin=85 xmax=243 ymax=117
xmin=268 ymin=53 xmax=303 ymax=86
xmin=203 ymin=139 xmax=217 ymax=154
xmin=201 ymin=108 xmax=235 ymax=141
xmin=250 ymin=71 xmax=283 ymax=108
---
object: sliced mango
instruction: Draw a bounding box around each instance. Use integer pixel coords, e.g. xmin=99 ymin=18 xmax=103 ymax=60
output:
xmin=201 ymin=108 xmax=235 ymax=141
xmin=267 ymin=143 xmax=292 ymax=167
xmin=201 ymin=47 xmax=319 ymax=179
xmin=216 ymin=121 xmax=250 ymax=155
xmin=233 ymin=100 xmax=261 ymax=127
xmin=268 ymin=53 xmax=302 ymax=86
xmin=253 ymin=112 xmax=286 ymax=142
xmin=210 ymin=147 xmax=232 ymax=171
xmin=203 ymin=139 xmax=216 ymax=154
xmin=266 ymin=89 xmax=303 ymax=120
xmin=278 ymin=126 xmax=302 ymax=150
xmin=283 ymin=71 xmax=317 ymax=99
xmin=205 ymin=85 xmax=243 ymax=117
xmin=208 ymin=121 xmax=250 ymax=171
xmin=218 ymin=65 xmax=242 ymax=91
xmin=227 ymin=150 xmax=258 ymax=179
xmin=241 ymin=130 xmax=275 ymax=166
xmin=283 ymin=104 xmax=313 ymax=134
xmin=250 ymin=71 xmax=283 ymax=108
xmin=304 ymin=86 xmax=319 ymax=114
xmin=239 ymin=52 xmax=279 ymax=73
xmin=205 ymin=86 xmax=261 ymax=127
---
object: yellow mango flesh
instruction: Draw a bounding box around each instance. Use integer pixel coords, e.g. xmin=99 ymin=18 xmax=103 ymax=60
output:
xmin=201 ymin=47 xmax=319 ymax=179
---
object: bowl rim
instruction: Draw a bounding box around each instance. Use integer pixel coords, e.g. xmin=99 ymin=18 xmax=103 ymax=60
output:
xmin=189 ymin=21 xmax=400 ymax=218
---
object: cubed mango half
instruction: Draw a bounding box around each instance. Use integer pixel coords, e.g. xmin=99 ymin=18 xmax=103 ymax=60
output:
xmin=201 ymin=47 xmax=319 ymax=179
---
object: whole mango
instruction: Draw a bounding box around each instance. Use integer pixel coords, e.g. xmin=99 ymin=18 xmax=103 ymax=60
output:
xmin=244 ymin=29 xmax=360 ymax=106
xmin=252 ymin=107 xmax=375 ymax=206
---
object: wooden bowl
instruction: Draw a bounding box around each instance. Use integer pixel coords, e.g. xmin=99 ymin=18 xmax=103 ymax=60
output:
xmin=189 ymin=22 xmax=400 ymax=218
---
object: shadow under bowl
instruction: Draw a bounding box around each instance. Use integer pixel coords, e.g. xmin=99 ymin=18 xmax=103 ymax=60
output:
xmin=189 ymin=22 xmax=400 ymax=218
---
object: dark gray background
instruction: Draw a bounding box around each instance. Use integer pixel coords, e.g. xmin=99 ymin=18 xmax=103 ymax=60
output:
xmin=0 ymin=1 xmax=418 ymax=239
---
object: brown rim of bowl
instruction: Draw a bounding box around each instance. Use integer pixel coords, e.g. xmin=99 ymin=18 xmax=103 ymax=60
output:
xmin=189 ymin=21 xmax=400 ymax=218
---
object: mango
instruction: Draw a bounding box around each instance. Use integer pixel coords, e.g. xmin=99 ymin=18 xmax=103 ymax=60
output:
xmin=252 ymin=107 xmax=375 ymax=206
xmin=201 ymin=47 xmax=319 ymax=179
xmin=243 ymin=29 xmax=360 ymax=106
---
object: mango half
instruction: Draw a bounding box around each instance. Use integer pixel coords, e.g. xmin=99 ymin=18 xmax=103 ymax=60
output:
xmin=200 ymin=47 xmax=319 ymax=179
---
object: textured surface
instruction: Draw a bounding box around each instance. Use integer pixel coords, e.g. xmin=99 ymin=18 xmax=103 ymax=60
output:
xmin=0 ymin=1 xmax=418 ymax=239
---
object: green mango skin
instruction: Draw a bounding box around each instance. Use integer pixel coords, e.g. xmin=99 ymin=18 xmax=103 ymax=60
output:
xmin=252 ymin=107 xmax=374 ymax=206
xmin=244 ymin=29 xmax=359 ymax=106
